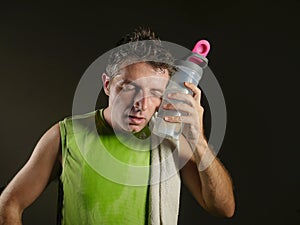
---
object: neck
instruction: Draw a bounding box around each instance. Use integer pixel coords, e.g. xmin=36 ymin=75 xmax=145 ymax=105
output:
xmin=103 ymin=107 xmax=113 ymax=128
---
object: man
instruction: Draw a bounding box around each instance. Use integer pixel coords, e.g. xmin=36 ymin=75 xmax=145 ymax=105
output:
xmin=0 ymin=27 xmax=235 ymax=225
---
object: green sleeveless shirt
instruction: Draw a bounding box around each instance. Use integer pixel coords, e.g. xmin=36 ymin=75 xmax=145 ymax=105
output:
xmin=59 ymin=109 xmax=151 ymax=225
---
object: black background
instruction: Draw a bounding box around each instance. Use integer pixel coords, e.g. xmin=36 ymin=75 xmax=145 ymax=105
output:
xmin=0 ymin=1 xmax=299 ymax=224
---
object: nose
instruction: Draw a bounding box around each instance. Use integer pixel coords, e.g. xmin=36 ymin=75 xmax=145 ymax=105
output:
xmin=134 ymin=90 xmax=148 ymax=111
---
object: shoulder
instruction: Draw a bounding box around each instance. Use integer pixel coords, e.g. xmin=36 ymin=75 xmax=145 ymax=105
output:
xmin=59 ymin=110 xmax=101 ymax=134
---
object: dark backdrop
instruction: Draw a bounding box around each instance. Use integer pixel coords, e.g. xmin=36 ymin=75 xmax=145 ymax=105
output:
xmin=0 ymin=1 xmax=299 ymax=224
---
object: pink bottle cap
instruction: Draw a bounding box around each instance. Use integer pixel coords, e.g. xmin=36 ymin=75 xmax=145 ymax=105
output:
xmin=192 ymin=40 xmax=210 ymax=57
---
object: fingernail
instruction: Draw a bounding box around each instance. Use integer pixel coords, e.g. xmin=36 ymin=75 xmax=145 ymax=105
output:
xmin=167 ymin=93 xmax=173 ymax=98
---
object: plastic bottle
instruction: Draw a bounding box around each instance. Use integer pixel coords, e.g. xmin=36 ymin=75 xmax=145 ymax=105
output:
xmin=152 ymin=40 xmax=210 ymax=139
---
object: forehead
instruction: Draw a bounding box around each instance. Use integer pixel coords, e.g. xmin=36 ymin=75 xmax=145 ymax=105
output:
xmin=117 ymin=62 xmax=170 ymax=82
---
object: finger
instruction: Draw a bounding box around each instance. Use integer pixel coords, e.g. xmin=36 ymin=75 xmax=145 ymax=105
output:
xmin=163 ymin=102 xmax=194 ymax=115
xmin=164 ymin=115 xmax=194 ymax=124
xmin=184 ymin=82 xmax=202 ymax=102
xmin=167 ymin=92 xmax=195 ymax=106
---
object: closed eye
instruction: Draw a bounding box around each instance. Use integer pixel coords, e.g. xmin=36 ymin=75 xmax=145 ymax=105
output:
xmin=122 ymin=83 xmax=137 ymax=91
xmin=116 ymin=81 xmax=138 ymax=92
xmin=150 ymin=89 xmax=164 ymax=98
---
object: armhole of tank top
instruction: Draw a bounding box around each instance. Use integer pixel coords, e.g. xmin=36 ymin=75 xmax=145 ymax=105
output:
xmin=58 ymin=120 xmax=68 ymax=182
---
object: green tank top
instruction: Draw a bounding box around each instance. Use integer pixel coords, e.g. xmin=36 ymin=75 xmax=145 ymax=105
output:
xmin=59 ymin=109 xmax=150 ymax=225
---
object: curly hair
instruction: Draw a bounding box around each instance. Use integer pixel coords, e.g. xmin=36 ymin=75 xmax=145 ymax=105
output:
xmin=105 ymin=26 xmax=176 ymax=78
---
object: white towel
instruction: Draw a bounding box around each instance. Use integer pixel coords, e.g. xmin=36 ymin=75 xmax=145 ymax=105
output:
xmin=148 ymin=135 xmax=181 ymax=225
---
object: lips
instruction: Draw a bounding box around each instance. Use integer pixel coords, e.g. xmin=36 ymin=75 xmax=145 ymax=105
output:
xmin=128 ymin=115 xmax=146 ymax=125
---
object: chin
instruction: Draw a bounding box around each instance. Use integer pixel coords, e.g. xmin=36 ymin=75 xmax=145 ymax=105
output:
xmin=129 ymin=128 xmax=142 ymax=133
xmin=128 ymin=125 xmax=144 ymax=133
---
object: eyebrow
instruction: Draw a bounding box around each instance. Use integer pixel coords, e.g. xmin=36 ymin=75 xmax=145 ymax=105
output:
xmin=113 ymin=75 xmax=131 ymax=83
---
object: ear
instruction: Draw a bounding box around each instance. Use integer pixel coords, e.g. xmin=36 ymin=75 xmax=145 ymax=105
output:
xmin=102 ymin=73 xmax=111 ymax=96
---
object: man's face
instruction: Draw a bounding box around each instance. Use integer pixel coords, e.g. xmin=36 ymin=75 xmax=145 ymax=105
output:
xmin=103 ymin=62 xmax=170 ymax=133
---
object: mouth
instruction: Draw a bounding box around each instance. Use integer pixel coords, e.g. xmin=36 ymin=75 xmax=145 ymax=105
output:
xmin=128 ymin=115 xmax=146 ymax=125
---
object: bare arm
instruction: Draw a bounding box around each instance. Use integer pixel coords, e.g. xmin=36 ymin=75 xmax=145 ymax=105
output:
xmin=164 ymin=82 xmax=235 ymax=217
xmin=0 ymin=123 xmax=61 ymax=225
xmin=179 ymin=136 xmax=235 ymax=217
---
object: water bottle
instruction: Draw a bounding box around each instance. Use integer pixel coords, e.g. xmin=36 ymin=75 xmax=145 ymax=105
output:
xmin=152 ymin=40 xmax=210 ymax=139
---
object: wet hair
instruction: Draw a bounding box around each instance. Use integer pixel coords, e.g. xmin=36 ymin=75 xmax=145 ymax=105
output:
xmin=105 ymin=26 xmax=176 ymax=78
